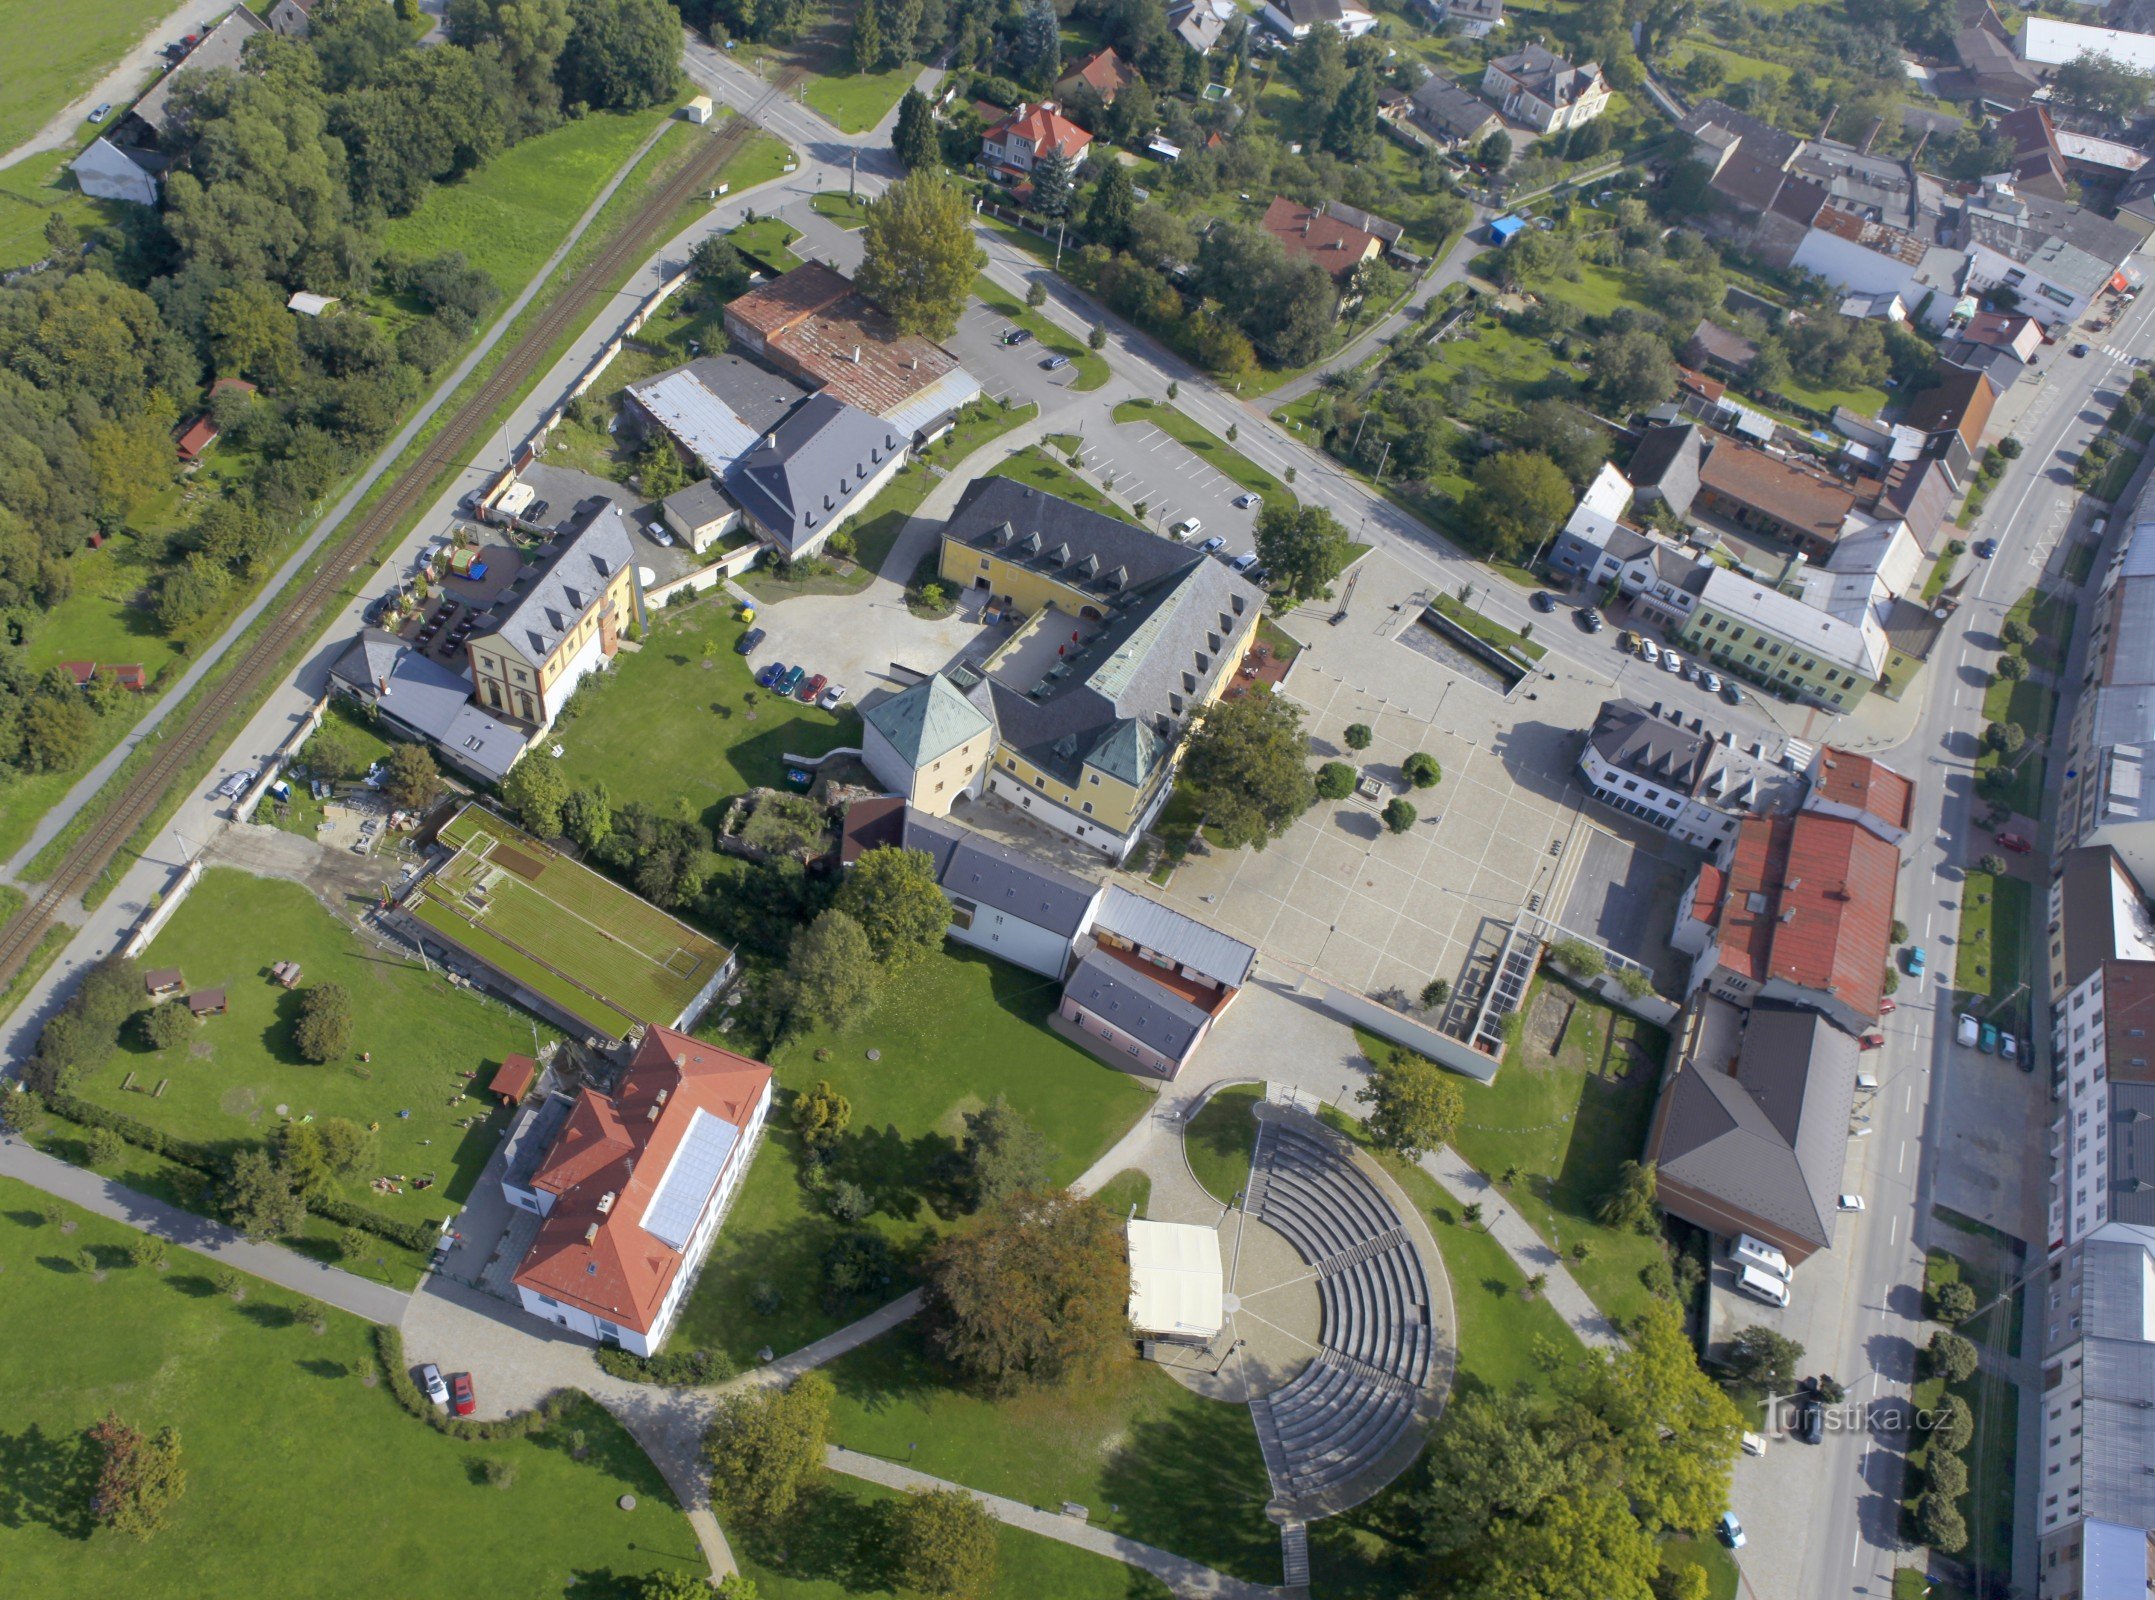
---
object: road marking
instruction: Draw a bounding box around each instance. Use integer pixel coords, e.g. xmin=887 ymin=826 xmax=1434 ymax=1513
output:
xmin=1898 ymin=1141 xmax=1907 ymax=1174
xmin=1890 ymin=1215 xmax=1899 ymax=1246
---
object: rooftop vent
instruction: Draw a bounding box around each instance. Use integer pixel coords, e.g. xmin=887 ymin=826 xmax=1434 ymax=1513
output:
xmin=596 ymin=1191 xmax=617 ymax=1215
xmin=584 ymin=1222 xmax=601 ymax=1244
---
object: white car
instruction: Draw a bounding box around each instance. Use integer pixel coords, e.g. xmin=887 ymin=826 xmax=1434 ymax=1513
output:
xmin=1661 ymin=650 xmax=1684 ymax=674
xmin=1170 ymin=518 xmax=1202 ymax=540
xmin=1230 ymin=551 xmax=1260 ymax=572
xmin=1702 ymin=671 xmax=1722 ymax=693
xmin=212 ymin=769 xmax=258 ymax=800
xmin=1837 ymin=1193 xmax=1866 ymax=1213
xmin=1638 ymin=639 xmax=1661 ymax=665
xmin=419 ymin=1362 xmax=451 ymax=1410
xmin=1234 ymin=493 xmax=1261 ymax=509
xmin=646 ymin=520 xmax=673 ymax=547
xmin=817 ymin=683 xmax=847 ymax=711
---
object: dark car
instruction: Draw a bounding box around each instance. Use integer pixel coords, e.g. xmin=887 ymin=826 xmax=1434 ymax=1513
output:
xmin=1531 ymin=591 xmax=1556 ymax=612
xmin=1000 ymin=328 xmax=1033 ymax=346
xmin=1576 ymin=607 xmax=1604 ymax=633
xmin=1797 ymin=1397 xmax=1824 ymax=1445
xmin=1974 ymin=538 xmax=1997 ymax=559
xmin=450 ymin=1372 xmax=476 ymax=1417
xmin=735 ymin=626 xmax=766 ymax=656
xmin=757 ymin=661 xmax=787 ymax=689
xmin=778 ymin=665 xmax=806 ymax=696
xmin=2073 ymin=343 xmax=2090 ymax=357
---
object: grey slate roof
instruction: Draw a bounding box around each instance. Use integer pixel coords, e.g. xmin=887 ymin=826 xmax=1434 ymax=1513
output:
xmin=1064 ymin=947 xmax=1209 ymax=1061
xmin=1096 ymin=885 xmax=1254 ymax=988
xmin=131 ymin=6 xmax=269 ymax=136
xmin=663 ymin=478 xmax=735 ymax=529
xmin=1651 ymin=1004 xmax=1858 ymax=1248
xmin=328 ymin=630 xmax=529 ymax=782
xmin=1588 ymin=699 xmax=1711 ymax=790
xmin=945 ymin=475 xmax=1204 ymax=601
xmin=473 ymin=503 xmax=635 ymax=669
xmin=628 ymin=354 xmax=810 ymax=474
xmin=2110 ymin=1079 xmax=2155 ymax=1230
xmin=1626 ymin=423 xmax=1705 ymax=514
xmin=723 ymin=394 xmax=903 ymax=556
xmin=903 ymin=811 xmax=1103 ymax=936
xmin=863 ymin=673 xmax=991 ymax=766
xmin=2077 ymin=1236 xmax=2155 ymax=1531
xmin=1407 ymin=75 xmax=1502 ymax=143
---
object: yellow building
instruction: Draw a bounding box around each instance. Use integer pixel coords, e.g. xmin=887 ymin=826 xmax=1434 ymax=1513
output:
xmin=468 ymin=504 xmax=642 ymax=727
xmin=920 ymin=477 xmax=1265 ymax=860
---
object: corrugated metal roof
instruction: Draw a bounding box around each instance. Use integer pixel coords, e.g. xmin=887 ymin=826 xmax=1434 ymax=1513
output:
xmin=1096 ymin=885 xmax=1254 ymax=988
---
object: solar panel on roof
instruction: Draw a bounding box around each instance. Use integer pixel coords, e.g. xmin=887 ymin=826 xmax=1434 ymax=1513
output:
xmin=641 ymin=1108 xmax=739 ymax=1250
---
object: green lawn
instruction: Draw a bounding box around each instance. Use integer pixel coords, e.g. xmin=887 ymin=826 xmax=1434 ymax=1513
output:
xmin=1975 ymin=665 xmax=2054 ymax=819
xmin=379 ymin=108 xmax=676 ymax=294
xmin=669 ymin=949 xmax=1153 ymax=1364
xmin=1110 ymin=399 xmax=1291 ymax=503
xmin=0 ymin=1176 xmax=699 ymax=1599
xmin=1953 ymin=870 xmax=2031 ymax=1021
xmin=802 ymin=64 xmax=919 ymax=135
xmin=988 ymin=446 xmax=1142 ymax=526
xmin=0 ymin=143 xmax=129 ymax=272
xmin=822 ymin=1321 xmax=1280 ymax=1583
xmin=973 ymin=274 xmax=1110 ymax=391
xmin=734 ymin=1472 xmax=1173 ymax=1599
xmin=809 ymin=189 xmax=873 ymax=229
xmin=1410 ymin=974 xmax=1672 ymax=1330
xmin=73 ymin=868 xmax=557 ymax=1230
xmin=1184 ymin=1083 xmax=1264 ymax=1204
xmin=1659 ymin=1534 xmax=1741 ymax=1600
xmin=23 ymin=532 xmax=189 ymax=679
xmin=550 ymin=607 xmax=862 ymax=826
xmin=0 ymin=0 xmax=170 ymax=155
xmin=1092 ymin=1168 xmax=1152 ymax=1217
xmin=731 ymin=213 xmax=803 ymax=272
xmin=1429 ymin=591 xmax=1548 ymax=665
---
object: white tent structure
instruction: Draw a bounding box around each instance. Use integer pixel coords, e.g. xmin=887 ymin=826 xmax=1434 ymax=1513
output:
xmin=1126 ymin=1219 xmax=1225 ymax=1341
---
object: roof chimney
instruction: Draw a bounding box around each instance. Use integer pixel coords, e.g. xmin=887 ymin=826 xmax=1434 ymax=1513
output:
xmin=584 ymin=1222 xmax=601 ymax=1244
xmin=596 ymin=1191 xmax=616 ymax=1215
xmin=852 ymin=345 xmax=862 ymax=364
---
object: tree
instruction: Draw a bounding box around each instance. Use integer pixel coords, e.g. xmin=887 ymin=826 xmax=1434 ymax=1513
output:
xmin=1994 ymin=653 xmax=2026 ymax=681
xmin=702 ymin=1372 xmax=834 ymax=1525
xmin=1315 ymin=761 xmax=1355 ymax=800
xmin=562 ymin=783 xmax=613 ymax=852
xmin=1010 ymin=0 xmax=1060 ymax=85
xmin=1477 ymin=128 xmax=1514 ymax=169
xmin=1323 ymin=68 xmax=1380 ymax=162
xmin=1722 ymin=1326 xmax=1805 ymax=1394
xmin=1421 ymin=977 xmax=1451 ymax=1012
xmin=1585 ymin=1157 xmax=1658 ymax=1236
xmin=1927 ymin=1329 xmax=1979 ymax=1384
xmin=1358 ymin=1047 xmax=1464 ymax=1160
xmin=780 ymin=909 xmax=880 ymax=1032
xmin=1402 ymin=753 xmax=1441 ymax=789
xmin=1932 ymin=1279 xmax=1978 ymax=1324
xmin=1926 ymin=1449 xmax=1968 ymax=1500
xmin=792 ymin=1079 xmax=853 ymax=1156
xmin=1343 ymin=723 xmax=1371 ymax=750
xmin=380 ymin=742 xmax=442 ymax=810
xmin=1985 ymin=720 xmax=2025 ymax=755
xmin=1025 ymin=279 xmax=1047 ymax=307
xmin=959 ymin=1096 xmax=1055 ymax=1209
xmin=1086 ymin=160 xmax=1137 ymax=250
xmin=1465 ymin=451 xmax=1573 ymax=564
xmin=834 ymin=846 xmax=949 ymax=970
xmin=1087 ymin=322 xmax=1107 ymax=350
xmin=851 ymin=0 xmax=883 ymax=73
xmin=87 ymin=1413 xmax=186 ymax=1539
xmin=1926 ymin=1393 xmax=1974 ymax=1455
xmin=207 ymin=280 xmax=302 ymax=390
xmin=293 ymin=982 xmax=354 ymax=1063
xmin=2053 ymin=48 xmax=2155 ymax=119
xmin=924 ymin=1189 xmax=1126 ymax=1392
xmin=502 ymin=758 xmax=569 ymax=837
xmin=638 ymin=436 xmax=689 ymax=500
xmin=1254 ymin=501 xmax=1351 ymax=605
xmin=1179 ymin=691 xmax=1317 ymax=850
xmin=221 ymin=1148 xmax=305 ymax=1241
xmin=893 ymin=87 xmax=939 ymax=171
xmin=893 ymin=1487 xmax=999 ymax=1600
xmin=1573 ymin=1299 xmax=1744 ymax=1534
xmin=1915 ymin=1489 xmax=1968 ymax=1552
xmin=1591 ymin=329 xmax=1677 ymax=412
xmin=142 ymin=1001 xmax=194 ymax=1051
xmin=1030 ymin=148 xmax=1075 ymax=218
xmin=558 ymin=0 xmax=680 ymax=112
xmin=1383 ymin=797 xmax=1416 ymax=834
xmin=688 ymin=234 xmax=751 ymax=300
xmin=277 ymin=1115 xmax=373 ymax=1198
xmin=857 ymin=171 xmax=984 ymax=340
xmin=1417 ymin=1391 xmax=1590 ymax=1556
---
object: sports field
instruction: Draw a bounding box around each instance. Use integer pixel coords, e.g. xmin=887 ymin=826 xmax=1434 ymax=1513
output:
xmin=410 ymin=804 xmax=730 ymax=1038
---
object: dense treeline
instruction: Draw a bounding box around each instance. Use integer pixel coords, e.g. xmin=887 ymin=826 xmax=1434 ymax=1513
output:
xmin=0 ymin=0 xmax=679 ymax=789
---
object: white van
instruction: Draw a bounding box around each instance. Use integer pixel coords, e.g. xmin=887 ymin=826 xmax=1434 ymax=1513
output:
xmin=1736 ymin=1264 xmax=1791 ymax=1308
xmin=1855 ymin=1072 xmax=1880 ymax=1092
xmin=1956 ymin=1013 xmax=1980 ymax=1048
xmin=1732 ymin=1233 xmax=1792 ymax=1280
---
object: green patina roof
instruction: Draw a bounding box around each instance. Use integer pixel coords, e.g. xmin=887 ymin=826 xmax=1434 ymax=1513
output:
xmin=864 ymin=673 xmax=992 ymax=767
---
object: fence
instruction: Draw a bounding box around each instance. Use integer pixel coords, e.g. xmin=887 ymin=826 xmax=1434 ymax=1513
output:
xmin=121 ymin=859 xmax=206 ymax=960
xmin=644 ymin=538 xmax=766 ymax=606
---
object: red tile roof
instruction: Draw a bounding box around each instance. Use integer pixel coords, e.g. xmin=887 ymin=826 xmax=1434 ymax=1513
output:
xmin=1714 ymin=813 xmax=1898 ymax=1019
xmin=1697 ymin=442 xmax=1856 ymax=546
xmin=1675 ymin=365 xmax=1725 ymax=404
xmin=1259 ymin=196 xmax=1381 ymax=283
xmin=984 ymin=101 xmax=1093 ymax=163
xmin=1059 ymin=47 xmax=1137 ymax=102
xmin=175 ymin=416 xmax=220 ymax=461
xmin=513 ymin=1025 xmax=771 ymax=1335
xmin=490 ymin=1053 xmax=539 ymax=1104
xmin=725 ymin=262 xmax=967 ymax=419
xmin=1811 ymin=749 xmax=1913 ymax=832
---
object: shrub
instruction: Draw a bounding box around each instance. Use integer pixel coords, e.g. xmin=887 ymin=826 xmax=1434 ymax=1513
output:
xmin=140 ymin=1002 xmax=194 ymax=1051
xmin=1926 ymin=1449 xmax=1968 ymax=1500
xmin=1344 ymin=722 xmax=1372 ymax=750
xmin=85 ymin=1127 xmax=124 ymax=1169
xmin=1617 ymin=967 xmax=1654 ymax=999
xmin=1925 ymin=1393 xmax=1974 ymax=1454
xmin=1420 ymin=977 xmax=1451 ymax=1011
xmin=1927 ymin=1329 xmax=1979 ymax=1384
xmin=1549 ymin=938 xmax=1605 ymax=979
xmin=826 ymin=1179 xmax=872 ymax=1223
xmin=1890 ymin=920 xmax=1909 ymax=945
xmin=1915 ymin=1490 xmax=1967 ymax=1552
xmin=1315 ymin=761 xmax=1356 ymax=800
xmin=1402 ymin=752 xmax=1442 ymax=788
xmin=595 ymin=1346 xmax=736 ymax=1386
xmin=1383 ymin=797 xmax=1417 ymax=834
xmin=1931 ymin=1279 xmax=1978 ymax=1324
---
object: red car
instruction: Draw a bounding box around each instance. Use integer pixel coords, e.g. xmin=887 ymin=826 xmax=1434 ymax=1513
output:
xmin=1878 ymin=998 xmax=1896 ymax=1013
xmin=796 ymin=672 xmax=828 ymax=704
xmin=1995 ymin=831 xmax=2034 ymax=855
xmin=1859 ymin=1033 xmax=1885 ymax=1052
xmin=450 ymin=1371 xmax=476 ymax=1417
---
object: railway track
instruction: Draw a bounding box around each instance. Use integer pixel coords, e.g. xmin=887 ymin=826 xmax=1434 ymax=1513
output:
xmin=0 ymin=73 xmax=802 ymax=993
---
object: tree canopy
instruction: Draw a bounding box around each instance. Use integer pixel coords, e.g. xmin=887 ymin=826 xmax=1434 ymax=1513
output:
xmin=833 ymin=845 xmax=950 ymax=969
xmin=857 ymin=171 xmax=985 ymax=340
xmin=1178 ymin=690 xmax=1316 ymax=850
xmin=1465 ymin=452 xmax=1573 ymax=563
xmin=1357 ymin=1047 xmax=1464 ymax=1160
xmin=779 ymin=909 xmax=881 ymax=1034
xmin=702 ymin=1372 xmax=835 ymax=1525
xmin=1253 ymin=500 xmax=1352 ymax=606
xmin=924 ymin=1188 xmax=1126 ymax=1392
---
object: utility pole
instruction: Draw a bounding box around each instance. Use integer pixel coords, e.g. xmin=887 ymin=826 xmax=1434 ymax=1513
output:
xmin=848 ymin=149 xmax=857 ymax=200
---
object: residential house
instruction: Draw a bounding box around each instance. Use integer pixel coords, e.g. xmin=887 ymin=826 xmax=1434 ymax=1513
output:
xmin=1955 ymin=311 xmax=2064 ymax=369
xmin=723 ymin=394 xmax=907 ymax=560
xmin=1803 ymin=747 xmax=1914 ymax=847
xmin=1678 ymin=566 xmax=1888 ymax=711
xmin=125 ymin=7 xmax=267 ymax=143
xmin=1644 ymin=997 xmax=1860 ymax=1265
xmin=1481 ymin=45 xmax=1610 ymax=133
xmin=1995 ymin=104 xmax=2073 ymax=201
xmin=2061 ymin=475 xmax=2155 ymax=889
xmin=1259 ymin=0 xmax=1378 ymax=39
xmin=934 ymin=477 xmax=1266 ymax=860
xmin=1951 ymin=0 xmax=2041 ymax=105
xmin=1672 ymin=806 xmax=1901 ymax=1034
xmin=264 ymin=0 xmax=316 ymax=34
xmin=327 ymin=629 xmax=532 ymax=784
xmin=1258 ymin=196 xmax=1384 ymax=287
xmin=1900 ymin=364 xmax=1998 ymax=478
xmin=69 ymin=137 xmax=160 ymax=206
xmin=1962 ymin=179 xmax=2141 ymax=328
xmin=59 ymin=662 xmax=146 ymax=693
xmin=1168 ymin=0 xmax=1236 ymax=52
xmin=1322 ymin=200 xmax=1404 ymax=253
xmin=507 ymin=1025 xmax=771 ymax=1356
xmin=980 ymin=102 xmax=1094 ymax=185
xmin=1424 ymin=0 xmax=1504 ymax=36
xmin=659 ymin=480 xmax=741 ymax=554
xmin=1693 ymin=442 xmax=1857 ymax=560
xmin=1057 ymin=47 xmax=1137 ymax=105
xmin=901 ymin=810 xmax=1104 ymax=979
xmin=1058 ymin=885 xmax=1254 ymax=1079
xmin=1405 ymin=75 xmax=1504 ymax=151
xmin=1576 ymin=698 xmax=1806 ymax=849
xmin=1627 ymin=422 xmax=1708 ymax=518
xmin=1876 ymin=456 xmax=1961 ymax=555
xmin=1685 ymin=320 xmax=1759 ymax=380
xmin=860 ymin=673 xmax=997 ymax=817
xmin=723 ymin=262 xmax=981 ymax=444
xmin=175 ymin=416 xmax=220 ymax=462
xmin=466 ymin=500 xmax=640 ymax=728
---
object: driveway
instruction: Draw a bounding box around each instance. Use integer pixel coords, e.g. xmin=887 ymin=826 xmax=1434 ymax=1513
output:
xmin=746 ymin=582 xmax=995 ymax=716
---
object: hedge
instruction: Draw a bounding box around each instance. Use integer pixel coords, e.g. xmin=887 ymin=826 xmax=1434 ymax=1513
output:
xmin=39 ymin=1091 xmax=434 ymax=1252
xmin=595 ymin=1345 xmax=737 ymax=1387
xmin=373 ymin=1325 xmax=582 ymax=1442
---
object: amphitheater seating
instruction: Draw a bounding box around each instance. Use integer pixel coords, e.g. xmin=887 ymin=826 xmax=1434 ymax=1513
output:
xmin=1245 ymin=1121 xmax=1432 ymax=1501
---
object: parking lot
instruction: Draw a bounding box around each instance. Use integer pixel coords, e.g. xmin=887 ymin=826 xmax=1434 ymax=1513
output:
xmin=1068 ymin=419 xmax=1268 ymax=560
xmin=945 ymin=298 xmax=1097 ymax=413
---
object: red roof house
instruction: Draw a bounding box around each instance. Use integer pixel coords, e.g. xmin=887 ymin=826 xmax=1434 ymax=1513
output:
xmin=490 ymin=1053 xmax=540 ymax=1106
xmin=1259 ymin=196 xmax=1383 ymax=284
xmin=509 ymin=1026 xmax=771 ymax=1354
xmin=175 ymin=416 xmax=220 ymax=461
xmin=980 ymin=101 xmax=1093 ymax=183
xmin=1804 ymin=748 xmax=1913 ymax=845
xmin=1057 ymin=47 xmax=1138 ymax=105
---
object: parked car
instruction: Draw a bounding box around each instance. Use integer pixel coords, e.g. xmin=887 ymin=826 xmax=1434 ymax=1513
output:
xmin=1531 ymin=591 xmax=1556 ymax=612
xmin=796 ymin=672 xmax=828 ymax=704
xmin=212 ymin=768 xmax=257 ymax=800
xmin=1980 ymin=1021 xmax=1999 ymax=1053
xmin=1617 ymin=629 xmax=1638 ymax=653
xmin=450 ymin=1372 xmax=476 ymax=1417
xmin=735 ymin=627 xmax=766 ymax=655
xmin=757 ymin=661 xmax=787 ymax=688
xmin=2002 ymin=1032 xmax=2020 ymax=1062
xmin=1721 ymin=681 xmax=1746 ymax=705
xmin=1859 ymin=1033 xmax=1885 ymax=1051
xmin=1682 ymin=660 xmax=1701 ymax=683
xmin=1741 ymin=1431 xmax=1769 ymax=1457
xmin=1974 ymin=538 xmax=1997 ymax=559
xmin=1639 ymin=639 xmax=1661 ymax=666
xmin=1577 ymin=606 xmax=1604 ymax=632
xmin=1718 ymin=1512 xmax=1746 ymax=1550
xmin=1170 ymin=518 xmax=1202 ymax=540
xmin=1702 ymin=671 xmax=1723 ymax=694
xmin=420 ymin=1363 xmax=451 ymax=1410
xmin=1906 ymin=945 xmax=1927 ymax=977
xmin=88 ymin=103 xmax=112 ymax=123
xmin=2073 ymin=342 xmax=2091 ymax=357
xmin=1837 ymin=1193 xmax=1865 ymax=1213
xmin=1878 ymin=997 xmax=1896 ymax=1013
xmin=1231 ymin=551 xmax=1260 ymax=572
xmin=777 ymin=665 xmax=805 ymax=696
xmin=1041 ymin=354 xmax=1070 ymax=370
xmin=818 ymin=683 xmax=847 ymax=711
xmin=1000 ymin=328 xmax=1033 ymax=346
xmin=1995 ymin=830 xmax=2033 ymax=854
xmin=1661 ymin=650 xmax=1684 ymax=674
xmin=1797 ymin=1397 xmax=1825 ymax=1444
xmin=1234 ymin=492 xmax=1262 ymax=509
xmin=1957 ymin=1013 xmax=1980 ymax=1047
xmin=1197 ymin=535 xmax=1225 ymax=555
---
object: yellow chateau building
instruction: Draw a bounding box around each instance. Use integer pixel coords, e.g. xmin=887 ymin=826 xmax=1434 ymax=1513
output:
xmin=467 ymin=503 xmax=642 ymax=727
xmin=862 ymin=478 xmax=1265 ymax=861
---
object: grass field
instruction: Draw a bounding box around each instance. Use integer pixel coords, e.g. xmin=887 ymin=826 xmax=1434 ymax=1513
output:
xmin=550 ymin=606 xmax=861 ymax=820
xmin=1111 ymin=399 xmax=1292 ymax=504
xmin=1430 ymin=591 xmax=1548 ymax=664
xmin=973 ymin=274 xmax=1110 ymax=390
xmin=0 ymin=143 xmax=129 ymax=272
xmin=821 ymin=1321 xmax=1281 ymax=1584
xmin=988 ymin=446 xmax=1143 ymax=526
xmin=1184 ymin=1083 xmax=1264 ymax=1204
xmin=415 ymin=803 xmax=731 ymax=1040
xmin=73 ymin=867 xmax=557 ymax=1230
xmin=1953 ymin=869 xmax=2031 ymax=1023
xmin=802 ymin=63 xmax=919 ymax=134
xmin=734 ymin=1471 xmax=1173 ymax=1599
xmin=0 ymin=0 xmax=169 ymax=157
xmin=809 ymin=189 xmax=873 ymax=229
xmin=1441 ymin=982 xmax=1671 ymax=1328
xmin=669 ymin=949 xmax=1153 ymax=1364
xmin=730 ymin=213 xmax=802 ymax=272
xmin=0 ymin=1176 xmax=700 ymax=1599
